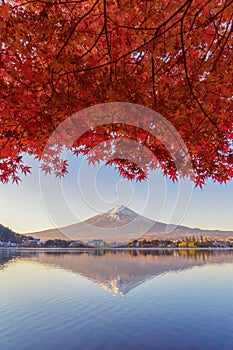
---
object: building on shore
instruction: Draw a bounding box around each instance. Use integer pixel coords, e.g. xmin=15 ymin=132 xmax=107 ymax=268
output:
xmin=87 ymin=240 xmax=105 ymax=248
xmin=69 ymin=240 xmax=85 ymax=248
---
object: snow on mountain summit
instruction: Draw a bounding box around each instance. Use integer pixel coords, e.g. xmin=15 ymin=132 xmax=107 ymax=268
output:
xmin=104 ymin=205 xmax=139 ymax=221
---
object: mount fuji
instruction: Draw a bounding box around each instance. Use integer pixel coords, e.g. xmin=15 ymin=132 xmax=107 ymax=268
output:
xmin=28 ymin=205 xmax=233 ymax=242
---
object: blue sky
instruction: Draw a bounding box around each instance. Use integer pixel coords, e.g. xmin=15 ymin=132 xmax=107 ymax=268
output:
xmin=0 ymin=153 xmax=233 ymax=234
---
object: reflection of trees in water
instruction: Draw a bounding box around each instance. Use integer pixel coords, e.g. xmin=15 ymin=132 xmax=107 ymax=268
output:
xmin=0 ymin=250 xmax=39 ymax=267
xmin=175 ymin=249 xmax=225 ymax=262
xmin=109 ymin=249 xmax=233 ymax=261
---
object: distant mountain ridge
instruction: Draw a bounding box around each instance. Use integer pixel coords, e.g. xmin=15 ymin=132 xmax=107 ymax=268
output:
xmin=28 ymin=205 xmax=233 ymax=242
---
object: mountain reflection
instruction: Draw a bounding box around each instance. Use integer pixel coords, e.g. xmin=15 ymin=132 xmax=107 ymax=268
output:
xmin=1 ymin=249 xmax=233 ymax=295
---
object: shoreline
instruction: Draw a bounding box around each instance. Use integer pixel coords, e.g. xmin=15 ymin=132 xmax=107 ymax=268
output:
xmin=1 ymin=247 xmax=233 ymax=252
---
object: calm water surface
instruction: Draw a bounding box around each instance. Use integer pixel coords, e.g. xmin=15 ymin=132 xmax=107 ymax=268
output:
xmin=0 ymin=249 xmax=233 ymax=350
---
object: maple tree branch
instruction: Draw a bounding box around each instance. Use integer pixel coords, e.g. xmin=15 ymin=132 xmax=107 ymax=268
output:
xmin=55 ymin=0 xmax=101 ymax=60
xmin=203 ymin=0 xmax=233 ymax=28
xmin=151 ymin=56 xmax=156 ymax=108
xmin=210 ymin=20 xmax=233 ymax=74
xmin=188 ymin=0 xmax=212 ymax=33
xmin=103 ymin=0 xmax=111 ymax=59
xmin=180 ymin=1 xmax=221 ymax=133
xmin=19 ymin=0 xmax=87 ymax=6
xmin=59 ymin=3 xmax=191 ymax=77
xmin=52 ymin=0 xmax=194 ymax=82
xmin=109 ymin=0 xmax=191 ymax=31
xmin=192 ymin=115 xmax=207 ymax=134
xmin=212 ymin=10 xmax=225 ymax=47
xmin=185 ymin=0 xmax=233 ymax=36
xmin=103 ymin=0 xmax=113 ymax=81
xmin=77 ymin=24 xmax=106 ymax=61
xmin=66 ymin=73 xmax=71 ymax=108
xmin=208 ymin=23 xmax=221 ymax=52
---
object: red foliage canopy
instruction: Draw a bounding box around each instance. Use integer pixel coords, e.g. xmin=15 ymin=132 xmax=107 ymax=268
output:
xmin=0 ymin=0 xmax=233 ymax=186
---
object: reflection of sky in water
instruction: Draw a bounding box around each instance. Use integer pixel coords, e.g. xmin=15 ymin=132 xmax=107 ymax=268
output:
xmin=0 ymin=250 xmax=233 ymax=350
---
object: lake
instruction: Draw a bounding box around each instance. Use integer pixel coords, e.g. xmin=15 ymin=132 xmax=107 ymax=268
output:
xmin=0 ymin=249 xmax=233 ymax=350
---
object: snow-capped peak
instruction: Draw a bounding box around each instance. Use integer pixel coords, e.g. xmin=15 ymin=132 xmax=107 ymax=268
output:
xmin=104 ymin=205 xmax=138 ymax=221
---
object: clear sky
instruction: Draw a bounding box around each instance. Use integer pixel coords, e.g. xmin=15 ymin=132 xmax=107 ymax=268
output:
xmin=0 ymin=153 xmax=233 ymax=234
